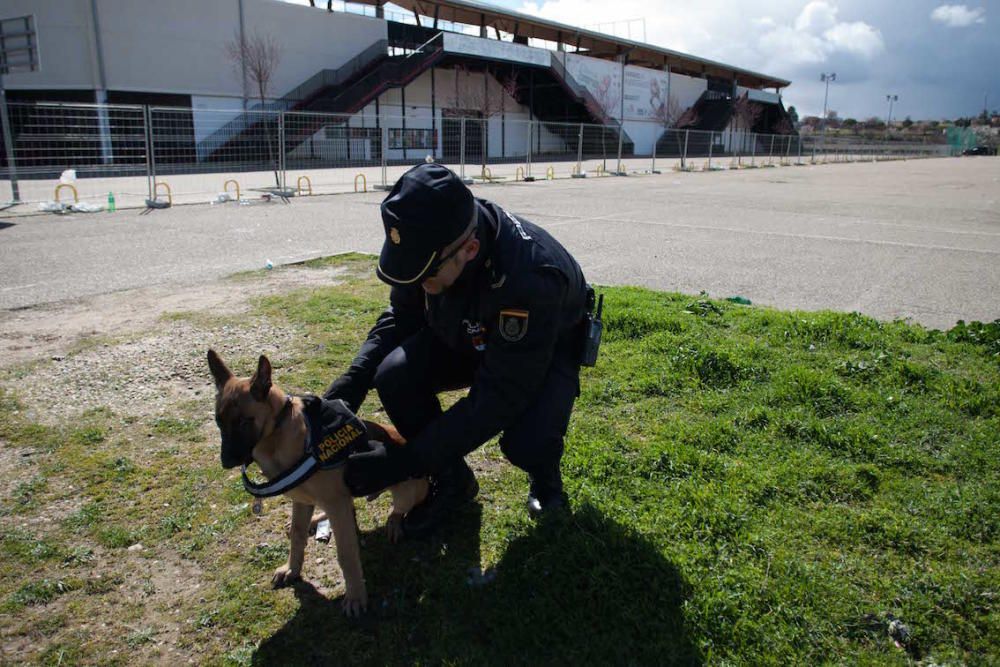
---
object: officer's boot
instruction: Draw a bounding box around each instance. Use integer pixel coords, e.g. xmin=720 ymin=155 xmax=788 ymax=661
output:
xmin=402 ymin=458 xmax=479 ymax=539
xmin=527 ymin=461 xmax=567 ymax=517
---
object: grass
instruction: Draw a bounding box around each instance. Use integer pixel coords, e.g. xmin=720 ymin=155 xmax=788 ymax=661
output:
xmin=0 ymin=254 xmax=997 ymax=665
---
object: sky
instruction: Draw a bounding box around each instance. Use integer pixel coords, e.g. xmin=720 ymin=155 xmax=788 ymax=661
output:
xmin=289 ymin=0 xmax=998 ymax=121
xmin=501 ymin=0 xmax=998 ymax=121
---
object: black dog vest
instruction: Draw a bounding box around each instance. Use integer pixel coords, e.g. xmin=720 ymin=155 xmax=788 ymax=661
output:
xmin=242 ymin=395 xmax=368 ymax=498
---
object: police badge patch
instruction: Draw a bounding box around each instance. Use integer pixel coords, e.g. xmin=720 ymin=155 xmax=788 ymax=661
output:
xmin=498 ymin=309 xmax=529 ymax=342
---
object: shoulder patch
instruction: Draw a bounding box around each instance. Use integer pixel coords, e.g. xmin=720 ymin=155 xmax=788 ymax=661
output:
xmin=499 ymin=309 xmax=529 ymax=342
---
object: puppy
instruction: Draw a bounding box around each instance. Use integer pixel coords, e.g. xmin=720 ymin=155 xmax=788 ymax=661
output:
xmin=207 ymin=350 xmax=428 ymax=616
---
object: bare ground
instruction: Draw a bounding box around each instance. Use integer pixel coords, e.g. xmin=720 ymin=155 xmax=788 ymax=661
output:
xmin=0 ymin=263 xmax=356 ymax=664
xmin=0 ymin=258 xmax=523 ymax=664
xmin=0 ymin=264 xmax=348 ymax=424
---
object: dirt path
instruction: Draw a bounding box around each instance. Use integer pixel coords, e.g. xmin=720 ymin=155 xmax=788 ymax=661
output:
xmin=0 ymin=264 xmax=347 ymax=423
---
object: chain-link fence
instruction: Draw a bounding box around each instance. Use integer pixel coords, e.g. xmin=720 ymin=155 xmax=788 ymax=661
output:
xmin=0 ymin=101 xmax=958 ymax=210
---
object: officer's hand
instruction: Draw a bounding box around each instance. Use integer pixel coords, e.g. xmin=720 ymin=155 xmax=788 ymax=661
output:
xmin=345 ymin=440 xmax=416 ymax=497
xmin=322 ymin=375 xmax=360 ymax=412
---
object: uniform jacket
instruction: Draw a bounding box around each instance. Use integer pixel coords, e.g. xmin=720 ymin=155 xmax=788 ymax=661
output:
xmin=326 ymin=198 xmax=587 ymax=472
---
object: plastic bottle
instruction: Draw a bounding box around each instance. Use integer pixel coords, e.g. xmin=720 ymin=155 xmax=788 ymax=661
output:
xmin=107 ymin=192 xmax=116 ymax=212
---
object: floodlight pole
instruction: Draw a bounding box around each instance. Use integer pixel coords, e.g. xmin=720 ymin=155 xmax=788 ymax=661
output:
xmin=0 ymin=73 xmax=19 ymax=201
xmin=820 ymin=72 xmax=836 ymax=163
xmin=820 ymin=73 xmax=836 ymax=132
xmin=885 ymin=94 xmax=898 ymax=129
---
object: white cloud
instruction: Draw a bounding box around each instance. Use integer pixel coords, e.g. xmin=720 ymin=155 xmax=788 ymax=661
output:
xmin=758 ymin=25 xmax=830 ymax=65
xmin=930 ymin=4 xmax=987 ymax=27
xmin=823 ymin=22 xmax=885 ymax=58
xmin=795 ymin=1 xmax=838 ymax=32
xmin=516 ymin=0 xmax=883 ymax=72
xmin=930 ymin=4 xmax=986 ymax=27
xmin=757 ymin=2 xmax=884 ymax=68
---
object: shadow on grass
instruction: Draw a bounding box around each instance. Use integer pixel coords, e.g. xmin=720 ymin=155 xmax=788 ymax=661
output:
xmin=254 ymin=503 xmax=699 ymax=665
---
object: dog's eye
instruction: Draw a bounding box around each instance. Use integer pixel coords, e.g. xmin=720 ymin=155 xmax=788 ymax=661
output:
xmin=237 ymin=417 xmax=257 ymax=437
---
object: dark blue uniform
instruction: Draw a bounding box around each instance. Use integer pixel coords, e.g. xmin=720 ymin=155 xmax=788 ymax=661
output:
xmin=325 ymin=198 xmax=587 ymax=478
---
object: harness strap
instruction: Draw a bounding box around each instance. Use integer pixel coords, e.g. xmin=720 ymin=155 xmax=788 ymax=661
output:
xmin=242 ymin=395 xmax=316 ymax=498
xmin=241 ymin=395 xmax=361 ymax=498
xmin=242 ymin=455 xmax=318 ymax=498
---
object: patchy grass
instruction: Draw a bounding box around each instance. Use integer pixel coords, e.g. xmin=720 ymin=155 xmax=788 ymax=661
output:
xmin=0 ymin=255 xmax=997 ymax=665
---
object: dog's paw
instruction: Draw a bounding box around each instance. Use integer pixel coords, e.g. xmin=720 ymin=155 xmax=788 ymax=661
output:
xmin=385 ymin=513 xmax=405 ymax=544
xmin=271 ymin=563 xmax=301 ymax=588
xmin=342 ymin=588 xmax=368 ymax=617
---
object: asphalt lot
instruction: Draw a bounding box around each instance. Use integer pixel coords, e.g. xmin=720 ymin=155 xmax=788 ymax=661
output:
xmin=2 ymin=157 xmax=998 ymax=329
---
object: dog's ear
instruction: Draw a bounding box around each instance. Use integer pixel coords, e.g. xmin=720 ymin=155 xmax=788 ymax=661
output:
xmin=207 ymin=349 xmax=233 ymax=389
xmin=250 ymin=355 xmax=272 ymax=401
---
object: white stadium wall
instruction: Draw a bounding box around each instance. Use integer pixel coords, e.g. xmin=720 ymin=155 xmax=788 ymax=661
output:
xmin=3 ymin=0 xmax=386 ymax=100
xmin=559 ymin=53 xmax=708 ymax=153
xmin=2 ymin=2 xmax=97 ymax=90
xmin=289 ymin=66 xmax=563 ymax=162
xmin=4 ymin=0 xmax=387 ymax=158
xmin=737 ymin=86 xmax=782 ymax=105
xmin=3 ymin=0 xmax=753 ymax=159
xmin=442 ymin=33 xmax=550 ymax=67
xmin=561 ymin=53 xmax=707 ymax=122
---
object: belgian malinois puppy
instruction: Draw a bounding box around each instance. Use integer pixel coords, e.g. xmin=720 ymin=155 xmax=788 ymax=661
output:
xmin=207 ymin=350 xmax=428 ymax=616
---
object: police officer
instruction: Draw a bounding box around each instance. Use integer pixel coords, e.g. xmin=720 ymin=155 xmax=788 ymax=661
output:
xmin=325 ymin=163 xmax=588 ymax=537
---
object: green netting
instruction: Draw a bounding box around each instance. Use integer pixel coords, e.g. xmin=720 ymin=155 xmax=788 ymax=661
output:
xmin=946 ymin=126 xmax=978 ymax=151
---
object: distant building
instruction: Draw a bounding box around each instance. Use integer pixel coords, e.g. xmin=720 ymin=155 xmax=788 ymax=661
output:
xmin=2 ymin=0 xmax=794 ymax=164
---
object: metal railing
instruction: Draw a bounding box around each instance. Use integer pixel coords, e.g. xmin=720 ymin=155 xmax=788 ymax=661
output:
xmin=284 ymin=39 xmax=390 ymax=106
xmin=0 ymin=101 xmax=957 ymax=210
xmin=309 ymin=32 xmax=444 ymax=114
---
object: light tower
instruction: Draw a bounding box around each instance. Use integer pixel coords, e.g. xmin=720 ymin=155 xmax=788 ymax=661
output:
xmin=886 ymin=94 xmax=898 ymax=128
xmin=820 ymin=72 xmax=836 ymax=131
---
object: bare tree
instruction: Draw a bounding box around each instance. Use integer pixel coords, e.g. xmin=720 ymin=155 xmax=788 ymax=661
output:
xmin=226 ymin=30 xmax=281 ymax=112
xmin=226 ymin=30 xmax=283 ymax=186
xmin=652 ymin=91 xmax=681 ymax=128
xmin=499 ymin=69 xmax=522 ymax=106
xmin=731 ymin=93 xmax=762 ymax=163
xmin=449 ymin=65 xmax=506 ymax=177
xmin=592 ymin=74 xmax=620 ymax=121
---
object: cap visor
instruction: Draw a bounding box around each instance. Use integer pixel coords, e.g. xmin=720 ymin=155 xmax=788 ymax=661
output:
xmin=376 ymin=241 xmax=438 ymax=286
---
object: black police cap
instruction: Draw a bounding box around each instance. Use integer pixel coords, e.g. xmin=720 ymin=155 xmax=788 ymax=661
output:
xmin=376 ymin=163 xmax=477 ymax=286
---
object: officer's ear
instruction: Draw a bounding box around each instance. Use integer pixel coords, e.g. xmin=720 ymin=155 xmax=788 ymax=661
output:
xmin=460 ymin=237 xmax=480 ymax=262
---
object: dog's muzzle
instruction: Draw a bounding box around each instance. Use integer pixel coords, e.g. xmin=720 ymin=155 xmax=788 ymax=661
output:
xmin=220 ymin=435 xmax=256 ymax=469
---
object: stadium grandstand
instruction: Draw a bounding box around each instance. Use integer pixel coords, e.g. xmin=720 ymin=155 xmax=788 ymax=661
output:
xmin=1 ymin=0 xmax=795 ymax=172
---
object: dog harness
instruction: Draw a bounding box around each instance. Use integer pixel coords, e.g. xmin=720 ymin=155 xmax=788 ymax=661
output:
xmin=242 ymin=395 xmax=368 ymax=498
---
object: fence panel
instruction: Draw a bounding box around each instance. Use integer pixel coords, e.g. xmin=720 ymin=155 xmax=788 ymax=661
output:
xmin=0 ymin=100 xmax=960 ymax=211
xmin=149 ymin=106 xmax=289 ymax=206
xmin=469 ymin=117 xmax=527 ymax=183
xmin=0 ymin=102 xmax=147 ymax=208
xmin=531 ymin=121 xmax=581 ymax=180
xmin=283 ymin=111 xmax=386 ymax=196
xmin=579 ymin=123 xmax=618 ymax=177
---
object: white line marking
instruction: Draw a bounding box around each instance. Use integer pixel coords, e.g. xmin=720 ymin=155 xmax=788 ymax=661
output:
xmin=567 ymin=216 xmax=1000 ymax=256
xmin=1 ymin=283 xmax=40 ymax=292
xmin=532 ymin=210 xmax=1000 ymax=239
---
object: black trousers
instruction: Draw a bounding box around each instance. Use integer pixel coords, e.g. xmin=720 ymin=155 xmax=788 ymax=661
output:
xmin=372 ymin=327 xmax=580 ymax=477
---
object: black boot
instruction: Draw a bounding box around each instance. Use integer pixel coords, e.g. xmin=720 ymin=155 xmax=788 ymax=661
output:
xmin=402 ymin=459 xmax=479 ymax=539
xmin=527 ymin=465 xmax=567 ymax=517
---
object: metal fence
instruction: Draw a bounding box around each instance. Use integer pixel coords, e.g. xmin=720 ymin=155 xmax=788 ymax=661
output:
xmin=0 ymin=101 xmax=957 ymax=210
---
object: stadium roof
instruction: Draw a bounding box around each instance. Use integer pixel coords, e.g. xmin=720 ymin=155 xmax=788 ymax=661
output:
xmin=368 ymin=0 xmax=790 ymax=90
